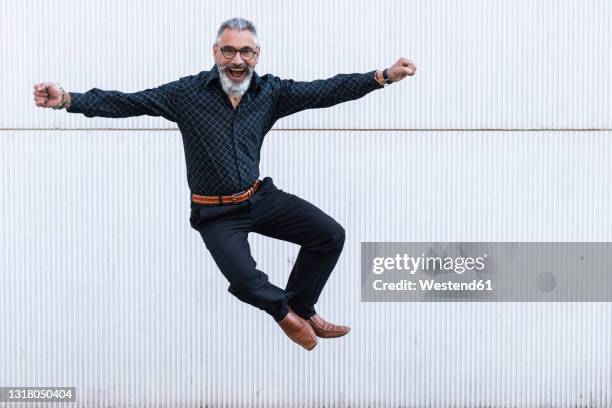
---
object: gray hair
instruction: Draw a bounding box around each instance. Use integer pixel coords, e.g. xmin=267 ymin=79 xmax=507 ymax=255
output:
xmin=215 ymin=18 xmax=258 ymax=46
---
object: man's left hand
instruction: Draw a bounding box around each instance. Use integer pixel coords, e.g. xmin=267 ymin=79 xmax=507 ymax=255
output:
xmin=386 ymin=58 xmax=417 ymax=82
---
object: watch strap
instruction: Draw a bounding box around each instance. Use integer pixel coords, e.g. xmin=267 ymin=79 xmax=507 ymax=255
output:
xmin=382 ymin=69 xmax=393 ymax=84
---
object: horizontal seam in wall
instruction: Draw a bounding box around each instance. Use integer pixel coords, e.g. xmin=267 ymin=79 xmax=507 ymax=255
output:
xmin=1 ymin=128 xmax=611 ymax=132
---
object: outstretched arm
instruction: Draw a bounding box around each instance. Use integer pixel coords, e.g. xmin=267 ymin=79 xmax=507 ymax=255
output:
xmin=273 ymin=57 xmax=416 ymax=119
xmin=33 ymin=79 xmax=183 ymax=122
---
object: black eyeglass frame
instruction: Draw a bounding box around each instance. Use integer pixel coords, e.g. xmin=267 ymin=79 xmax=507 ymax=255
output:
xmin=218 ymin=46 xmax=259 ymax=60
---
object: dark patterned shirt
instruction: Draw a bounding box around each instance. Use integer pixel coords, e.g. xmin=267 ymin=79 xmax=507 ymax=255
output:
xmin=67 ymin=64 xmax=384 ymax=195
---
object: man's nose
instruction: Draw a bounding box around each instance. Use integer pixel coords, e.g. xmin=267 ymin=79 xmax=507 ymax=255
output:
xmin=230 ymin=52 xmax=244 ymax=65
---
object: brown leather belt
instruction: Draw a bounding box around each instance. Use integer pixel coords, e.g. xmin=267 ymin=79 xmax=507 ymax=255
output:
xmin=191 ymin=180 xmax=260 ymax=205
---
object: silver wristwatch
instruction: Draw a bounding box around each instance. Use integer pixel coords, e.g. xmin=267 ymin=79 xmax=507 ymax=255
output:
xmin=52 ymin=83 xmax=69 ymax=110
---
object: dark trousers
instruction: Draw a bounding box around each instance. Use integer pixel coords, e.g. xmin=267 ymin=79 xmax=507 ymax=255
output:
xmin=189 ymin=177 xmax=345 ymax=322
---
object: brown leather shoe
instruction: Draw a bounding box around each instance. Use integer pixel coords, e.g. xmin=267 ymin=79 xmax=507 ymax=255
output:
xmin=307 ymin=314 xmax=351 ymax=338
xmin=277 ymin=306 xmax=317 ymax=350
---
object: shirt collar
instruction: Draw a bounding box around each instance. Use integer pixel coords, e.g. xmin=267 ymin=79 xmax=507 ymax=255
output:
xmin=204 ymin=64 xmax=261 ymax=93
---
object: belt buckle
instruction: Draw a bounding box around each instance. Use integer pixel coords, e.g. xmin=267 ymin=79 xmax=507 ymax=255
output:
xmin=231 ymin=191 xmax=242 ymax=205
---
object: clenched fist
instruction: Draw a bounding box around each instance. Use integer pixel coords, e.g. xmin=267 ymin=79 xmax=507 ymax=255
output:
xmin=386 ymin=58 xmax=417 ymax=82
xmin=33 ymin=82 xmax=63 ymax=108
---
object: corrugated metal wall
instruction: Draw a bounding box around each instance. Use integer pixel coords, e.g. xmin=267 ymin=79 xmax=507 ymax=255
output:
xmin=1 ymin=1 xmax=610 ymax=407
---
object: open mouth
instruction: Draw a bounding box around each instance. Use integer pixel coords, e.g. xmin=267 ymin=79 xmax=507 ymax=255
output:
xmin=227 ymin=67 xmax=247 ymax=81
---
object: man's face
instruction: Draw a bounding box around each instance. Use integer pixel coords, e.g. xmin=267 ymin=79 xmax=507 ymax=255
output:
xmin=213 ymin=28 xmax=260 ymax=85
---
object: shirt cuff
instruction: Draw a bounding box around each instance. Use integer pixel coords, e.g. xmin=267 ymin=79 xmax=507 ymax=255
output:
xmin=65 ymin=92 xmax=84 ymax=113
xmin=365 ymin=70 xmax=385 ymax=89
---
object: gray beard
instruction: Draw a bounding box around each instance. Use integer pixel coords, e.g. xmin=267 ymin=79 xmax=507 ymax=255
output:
xmin=217 ymin=64 xmax=253 ymax=98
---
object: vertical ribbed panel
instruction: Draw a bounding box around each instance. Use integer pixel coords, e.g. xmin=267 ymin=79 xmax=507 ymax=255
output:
xmin=3 ymin=0 xmax=611 ymax=405
xmin=1 ymin=130 xmax=610 ymax=406
xmin=2 ymin=0 xmax=610 ymax=129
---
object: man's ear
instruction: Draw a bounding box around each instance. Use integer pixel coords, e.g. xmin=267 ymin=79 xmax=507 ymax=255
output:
xmin=212 ymin=43 xmax=217 ymax=60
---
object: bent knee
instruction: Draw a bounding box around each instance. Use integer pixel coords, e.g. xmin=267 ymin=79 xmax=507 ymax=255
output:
xmin=311 ymin=223 xmax=345 ymax=252
xmin=332 ymin=224 xmax=346 ymax=248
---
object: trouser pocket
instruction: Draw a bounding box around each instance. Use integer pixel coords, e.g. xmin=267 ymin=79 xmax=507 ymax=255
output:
xmin=190 ymin=202 xmax=249 ymax=230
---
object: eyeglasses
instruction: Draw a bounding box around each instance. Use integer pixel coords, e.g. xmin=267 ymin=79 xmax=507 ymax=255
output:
xmin=218 ymin=46 xmax=258 ymax=60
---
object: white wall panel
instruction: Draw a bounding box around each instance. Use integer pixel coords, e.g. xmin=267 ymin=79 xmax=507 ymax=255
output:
xmin=1 ymin=129 xmax=610 ymax=406
xmin=2 ymin=0 xmax=610 ymax=130
xmin=2 ymin=0 xmax=610 ymax=406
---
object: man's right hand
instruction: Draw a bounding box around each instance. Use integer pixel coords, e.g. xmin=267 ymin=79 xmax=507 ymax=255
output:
xmin=33 ymin=82 xmax=64 ymax=108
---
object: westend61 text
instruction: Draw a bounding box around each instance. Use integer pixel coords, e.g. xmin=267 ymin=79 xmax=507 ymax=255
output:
xmin=373 ymin=279 xmax=494 ymax=291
